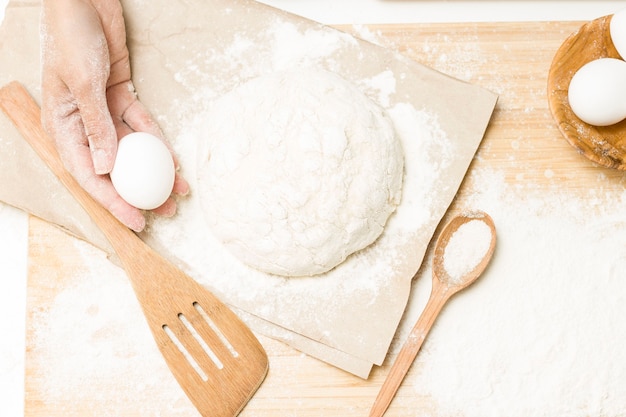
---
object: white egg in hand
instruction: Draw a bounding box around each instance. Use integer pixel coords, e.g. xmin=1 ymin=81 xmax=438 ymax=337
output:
xmin=110 ymin=132 xmax=176 ymax=210
xmin=610 ymin=8 xmax=626 ymax=59
xmin=568 ymin=58 xmax=626 ymax=126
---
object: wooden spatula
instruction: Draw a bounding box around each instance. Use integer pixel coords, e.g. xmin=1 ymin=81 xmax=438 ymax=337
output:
xmin=0 ymin=81 xmax=268 ymax=417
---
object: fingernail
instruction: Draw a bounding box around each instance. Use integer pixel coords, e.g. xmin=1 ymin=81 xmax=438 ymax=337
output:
xmin=129 ymin=218 xmax=146 ymax=233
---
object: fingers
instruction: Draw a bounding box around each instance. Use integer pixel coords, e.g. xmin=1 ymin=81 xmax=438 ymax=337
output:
xmin=172 ymin=171 xmax=190 ymax=196
xmin=152 ymin=197 xmax=177 ymax=217
xmin=75 ymin=89 xmax=118 ymax=175
xmin=84 ymin=173 xmax=147 ymax=233
xmin=45 ymin=106 xmax=147 ymax=232
xmin=109 ymin=84 xmax=163 ymax=140
xmin=70 ymin=31 xmax=117 ymax=175
xmin=41 ymin=0 xmax=188 ymax=229
xmin=108 ymin=81 xmax=191 ymax=198
xmin=44 ymin=78 xmax=189 ymax=231
xmin=42 ymin=0 xmax=119 ymax=175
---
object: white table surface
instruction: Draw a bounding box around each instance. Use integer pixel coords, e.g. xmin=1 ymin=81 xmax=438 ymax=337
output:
xmin=1 ymin=1 xmax=624 ymax=416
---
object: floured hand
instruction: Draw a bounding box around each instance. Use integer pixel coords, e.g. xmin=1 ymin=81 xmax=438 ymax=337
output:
xmin=40 ymin=0 xmax=189 ymax=232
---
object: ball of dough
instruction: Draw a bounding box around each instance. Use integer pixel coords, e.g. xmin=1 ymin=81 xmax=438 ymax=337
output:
xmin=197 ymin=69 xmax=404 ymax=276
xmin=110 ymin=132 xmax=176 ymax=210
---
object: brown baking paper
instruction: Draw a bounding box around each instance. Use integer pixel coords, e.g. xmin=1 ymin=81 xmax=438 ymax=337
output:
xmin=0 ymin=0 xmax=497 ymax=377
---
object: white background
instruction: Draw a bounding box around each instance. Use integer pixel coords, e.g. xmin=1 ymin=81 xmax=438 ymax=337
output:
xmin=1 ymin=1 xmax=624 ymax=416
xmin=257 ymin=1 xmax=622 ymax=23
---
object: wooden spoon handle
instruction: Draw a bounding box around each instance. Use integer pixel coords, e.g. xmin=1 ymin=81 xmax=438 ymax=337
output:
xmin=369 ymin=280 xmax=451 ymax=417
xmin=0 ymin=81 xmax=137 ymax=249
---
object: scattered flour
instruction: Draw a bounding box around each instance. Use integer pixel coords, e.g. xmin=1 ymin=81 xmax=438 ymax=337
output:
xmin=22 ymin=10 xmax=626 ymax=417
xmin=358 ymin=69 xmax=397 ymax=107
xmin=268 ymin=21 xmax=358 ymax=70
xmin=0 ymin=203 xmax=28 ymax=417
xmin=159 ymin=96 xmax=451 ymax=338
xmin=400 ymin=166 xmax=626 ymax=417
xmin=29 ymin=163 xmax=626 ymax=417
xmin=28 ymin=238 xmax=197 ymax=416
xmin=152 ymin=18 xmax=457 ymax=356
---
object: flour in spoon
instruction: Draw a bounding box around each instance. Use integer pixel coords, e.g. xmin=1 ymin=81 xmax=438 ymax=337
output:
xmin=442 ymin=218 xmax=492 ymax=283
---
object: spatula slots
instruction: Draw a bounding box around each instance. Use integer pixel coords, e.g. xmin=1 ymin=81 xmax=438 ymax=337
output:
xmin=0 ymin=81 xmax=269 ymax=417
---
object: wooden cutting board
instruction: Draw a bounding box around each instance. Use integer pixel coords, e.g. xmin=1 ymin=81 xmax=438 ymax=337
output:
xmin=25 ymin=20 xmax=611 ymax=416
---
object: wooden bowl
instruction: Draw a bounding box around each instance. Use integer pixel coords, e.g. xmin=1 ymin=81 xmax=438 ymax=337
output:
xmin=547 ymin=14 xmax=626 ymax=170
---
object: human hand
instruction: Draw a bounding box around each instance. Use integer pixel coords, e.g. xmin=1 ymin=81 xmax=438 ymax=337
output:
xmin=40 ymin=0 xmax=189 ymax=232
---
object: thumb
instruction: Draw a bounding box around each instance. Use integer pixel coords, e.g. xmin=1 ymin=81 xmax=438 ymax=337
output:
xmin=76 ymin=87 xmax=118 ymax=175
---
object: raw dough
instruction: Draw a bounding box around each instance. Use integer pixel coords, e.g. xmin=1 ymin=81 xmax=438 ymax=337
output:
xmin=196 ymin=68 xmax=404 ymax=276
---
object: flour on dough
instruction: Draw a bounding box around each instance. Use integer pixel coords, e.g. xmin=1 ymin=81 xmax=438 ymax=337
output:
xmin=196 ymin=68 xmax=404 ymax=276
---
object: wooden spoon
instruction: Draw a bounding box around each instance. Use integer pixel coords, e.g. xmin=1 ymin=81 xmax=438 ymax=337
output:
xmin=547 ymin=14 xmax=626 ymax=169
xmin=0 ymin=81 xmax=268 ymax=417
xmin=369 ymin=211 xmax=496 ymax=417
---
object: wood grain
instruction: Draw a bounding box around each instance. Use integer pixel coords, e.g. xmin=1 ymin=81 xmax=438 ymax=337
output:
xmin=25 ymin=20 xmax=618 ymax=416
xmin=547 ymin=14 xmax=626 ymax=170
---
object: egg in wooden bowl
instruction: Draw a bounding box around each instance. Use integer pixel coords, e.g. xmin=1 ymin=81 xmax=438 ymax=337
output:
xmin=548 ymin=13 xmax=626 ymax=170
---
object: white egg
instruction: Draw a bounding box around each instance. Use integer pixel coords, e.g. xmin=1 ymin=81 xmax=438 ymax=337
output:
xmin=611 ymin=8 xmax=626 ymax=59
xmin=110 ymin=132 xmax=176 ymax=210
xmin=567 ymin=58 xmax=626 ymax=126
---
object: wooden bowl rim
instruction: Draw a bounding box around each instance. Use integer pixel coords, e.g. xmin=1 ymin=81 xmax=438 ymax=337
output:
xmin=547 ymin=14 xmax=626 ymax=170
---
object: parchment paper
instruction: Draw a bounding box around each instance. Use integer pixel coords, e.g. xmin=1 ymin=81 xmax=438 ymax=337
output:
xmin=0 ymin=0 xmax=497 ymax=377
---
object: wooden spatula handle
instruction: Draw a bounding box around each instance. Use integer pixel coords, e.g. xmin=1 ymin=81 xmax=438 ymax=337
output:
xmin=0 ymin=81 xmax=137 ymax=247
xmin=2 ymin=81 xmax=269 ymax=417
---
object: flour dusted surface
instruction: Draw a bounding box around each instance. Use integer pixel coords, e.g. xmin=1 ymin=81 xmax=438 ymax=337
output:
xmin=196 ymin=68 xmax=404 ymax=277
